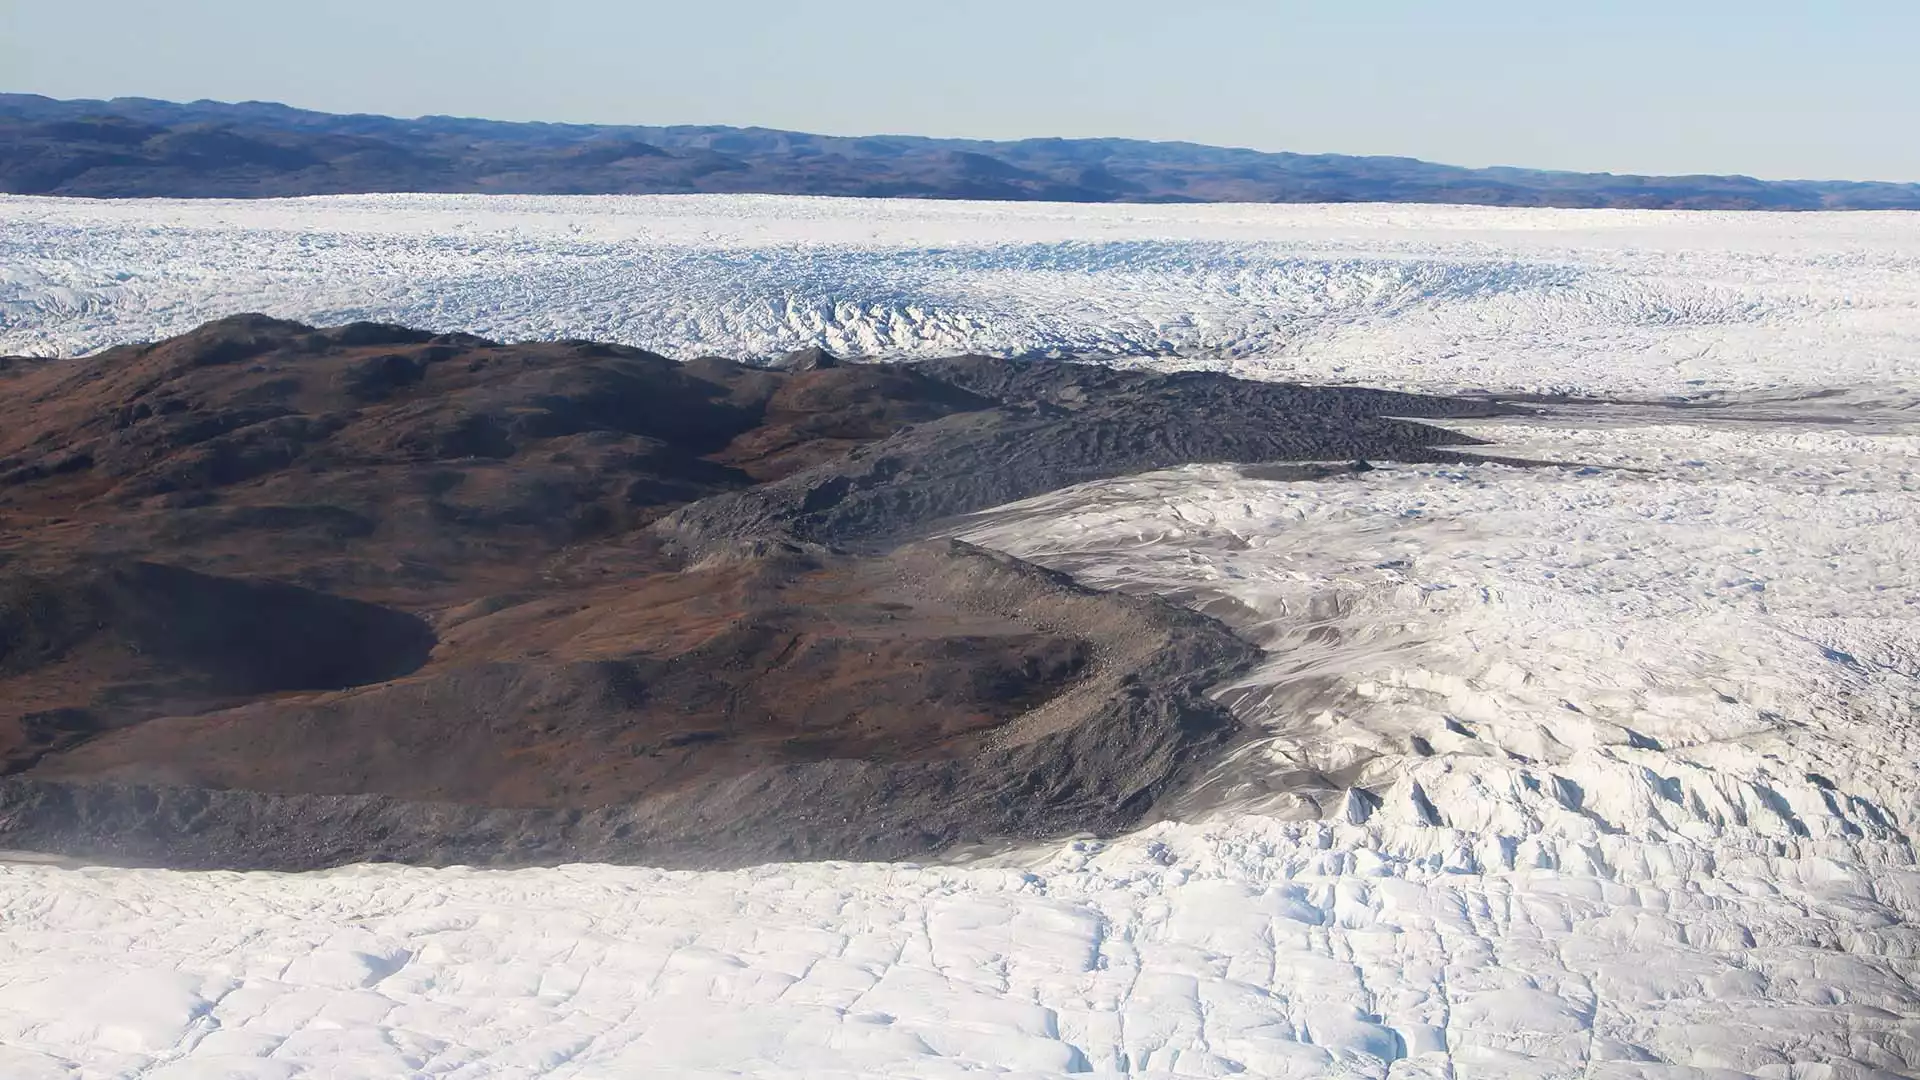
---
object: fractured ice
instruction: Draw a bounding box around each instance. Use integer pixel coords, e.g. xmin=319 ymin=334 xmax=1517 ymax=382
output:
xmin=1 ymin=196 xmax=1918 ymax=1077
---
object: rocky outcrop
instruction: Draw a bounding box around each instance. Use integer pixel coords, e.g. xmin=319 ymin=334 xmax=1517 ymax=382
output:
xmin=0 ymin=316 xmax=1515 ymax=869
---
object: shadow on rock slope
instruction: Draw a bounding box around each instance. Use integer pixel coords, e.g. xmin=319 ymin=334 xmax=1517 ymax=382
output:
xmin=0 ymin=315 xmax=1513 ymax=869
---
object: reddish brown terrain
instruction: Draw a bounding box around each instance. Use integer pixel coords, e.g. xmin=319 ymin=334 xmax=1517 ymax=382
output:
xmin=0 ymin=316 xmax=1509 ymax=868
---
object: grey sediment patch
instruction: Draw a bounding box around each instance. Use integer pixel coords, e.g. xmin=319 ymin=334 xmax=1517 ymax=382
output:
xmin=1234 ymin=451 xmax=1587 ymax=481
xmin=651 ymin=356 xmax=1515 ymax=558
xmin=1470 ymin=387 xmax=1920 ymax=432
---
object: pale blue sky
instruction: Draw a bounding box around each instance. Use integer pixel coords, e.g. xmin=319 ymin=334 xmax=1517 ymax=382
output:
xmin=4 ymin=1 xmax=1913 ymax=182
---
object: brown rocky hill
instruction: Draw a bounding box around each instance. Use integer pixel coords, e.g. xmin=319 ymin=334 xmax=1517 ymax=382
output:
xmin=0 ymin=316 xmax=1511 ymax=868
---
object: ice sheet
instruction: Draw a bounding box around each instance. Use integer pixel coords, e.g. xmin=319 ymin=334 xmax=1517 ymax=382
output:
xmin=2 ymin=197 xmax=1918 ymax=1077
xmin=5 ymin=195 xmax=1920 ymax=398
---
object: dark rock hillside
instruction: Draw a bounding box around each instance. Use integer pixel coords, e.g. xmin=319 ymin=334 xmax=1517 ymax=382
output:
xmin=0 ymin=315 xmax=1516 ymax=868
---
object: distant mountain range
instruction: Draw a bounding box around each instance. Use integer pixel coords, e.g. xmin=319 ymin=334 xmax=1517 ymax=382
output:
xmin=4 ymin=93 xmax=1918 ymax=209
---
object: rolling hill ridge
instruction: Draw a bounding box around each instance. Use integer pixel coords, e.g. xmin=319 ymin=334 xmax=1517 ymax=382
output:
xmin=6 ymin=92 xmax=1919 ymax=208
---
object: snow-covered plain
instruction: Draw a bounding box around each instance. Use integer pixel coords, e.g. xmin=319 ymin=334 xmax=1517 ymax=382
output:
xmin=6 ymin=194 xmax=1920 ymax=397
xmin=2 ymin=197 xmax=1919 ymax=1078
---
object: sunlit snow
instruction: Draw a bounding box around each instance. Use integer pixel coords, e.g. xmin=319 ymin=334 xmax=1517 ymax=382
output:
xmin=2 ymin=196 xmax=1918 ymax=1078
xmin=6 ymin=194 xmax=1920 ymax=398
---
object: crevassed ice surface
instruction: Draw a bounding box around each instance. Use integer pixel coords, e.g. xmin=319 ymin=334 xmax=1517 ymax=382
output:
xmin=6 ymin=194 xmax=1920 ymax=397
xmin=3 ymin=198 xmax=1920 ymax=1079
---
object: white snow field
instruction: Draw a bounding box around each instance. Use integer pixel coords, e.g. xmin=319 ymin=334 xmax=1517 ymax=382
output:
xmin=3 ymin=197 xmax=1920 ymax=1078
xmin=5 ymin=194 xmax=1920 ymax=398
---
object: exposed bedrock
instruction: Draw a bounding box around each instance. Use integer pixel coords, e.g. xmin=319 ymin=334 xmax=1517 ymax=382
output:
xmin=0 ymin=541 xmax=1260 ymax=869
xmin=0 ymin=316 xmax=1515 ymax=869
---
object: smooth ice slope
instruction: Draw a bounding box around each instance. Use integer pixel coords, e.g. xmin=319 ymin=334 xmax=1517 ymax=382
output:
xmin=2 ymin=198 xmax=1919 ymax=1078
xmin=6 ymin=195 xmax=1920 ymax=397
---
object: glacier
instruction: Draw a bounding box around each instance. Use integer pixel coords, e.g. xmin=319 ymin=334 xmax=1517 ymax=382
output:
xmin=6 ymin=194 xmax=1920 ymax=398
xmin=2 ymin=195 xmax=1919 ymax=1078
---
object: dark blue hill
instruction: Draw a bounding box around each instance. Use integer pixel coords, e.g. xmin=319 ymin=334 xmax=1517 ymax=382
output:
xmin=5 ymin=93 xmax=1916 ymax=209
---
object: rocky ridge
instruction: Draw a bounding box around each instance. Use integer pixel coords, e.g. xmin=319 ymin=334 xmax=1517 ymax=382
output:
xmin=0 ymin=316 xmax=1512 ymax=868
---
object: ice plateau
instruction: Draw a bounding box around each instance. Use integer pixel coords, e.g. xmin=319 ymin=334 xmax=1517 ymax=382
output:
xmin=6 ymin=194 xmax=1920 ymax=398
xmin=1 ymin=195 xmax=1918 ymax=1078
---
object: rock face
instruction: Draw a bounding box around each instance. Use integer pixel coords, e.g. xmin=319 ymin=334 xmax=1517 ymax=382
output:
xmin=0 ymin=315 xmax=1512 ymax=869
